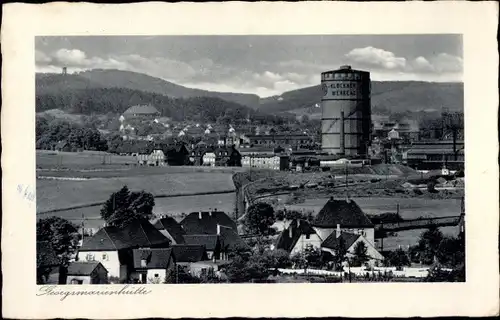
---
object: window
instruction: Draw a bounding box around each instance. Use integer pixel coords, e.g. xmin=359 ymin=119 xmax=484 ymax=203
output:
xmin=154 ymin=273 xmax=159 ymax=278
xmin=305 ymin=234 xmax=310 ymax=240
xmin=86 ymin=253 xmax=95 ymax=261
xmin=102 ymin=253 xmax=108 ymax=261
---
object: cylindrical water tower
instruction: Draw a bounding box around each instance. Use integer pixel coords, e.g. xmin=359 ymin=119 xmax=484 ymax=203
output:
xmin=320 ymin=65 xmax=371 ymax=157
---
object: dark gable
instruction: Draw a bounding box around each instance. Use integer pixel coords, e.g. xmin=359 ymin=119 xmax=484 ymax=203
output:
xmin=313 ymin=198 xmax=374 ymax=228
xmin=180 ymin=211 xmax=237 ymax=235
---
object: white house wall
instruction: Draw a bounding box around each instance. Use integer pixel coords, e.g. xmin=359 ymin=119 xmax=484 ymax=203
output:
xmin=77 ymin=251 xmax=122 ymax=279
xmin=290 ymin=234 xmax=323 ymax=255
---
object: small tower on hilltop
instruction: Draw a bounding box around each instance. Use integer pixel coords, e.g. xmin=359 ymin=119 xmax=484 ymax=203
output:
xmin=62 ymin=67 xmax=67 ymax=75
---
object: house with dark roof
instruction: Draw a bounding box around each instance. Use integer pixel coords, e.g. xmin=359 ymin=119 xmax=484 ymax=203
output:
xmin=129 ymin=248 xmax=176 ymax=284
xmin=172 ymin=244 xmax=208 ymax=265
xmin=183 ymin=235 xmax=222 ymax=260
xmin=320 ymin=227 xmax=384 ymax=267
xmin=65 ymin=261 xmax=108 ymax=285
xmin=123 ymin=104 xmax=161 ymax=119
xmin=181 ymin=210 xmax=237 ymax=235
xmin=153 ymin=216 xmax=186 ymax=244
xmin=312 ymin=197 xmax=375 ymax=246
xmin=161 ymin=144 xmax=190 ymax=166
xmin=37 ymin=241 xmax=64 ymax=284
xmin=275 ymin=219 xmax=323 ymax=255
xmin=214 ymin=146 xmax=242 ymax=167
xmin=77 ymin=219 xmax=170 ymax=281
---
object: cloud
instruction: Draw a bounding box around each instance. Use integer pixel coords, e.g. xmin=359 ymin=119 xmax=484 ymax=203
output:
xmin=54 ymin=49 xmax=88 ymax=66
xmin=345 ymin=46 xmax=407 ymax=70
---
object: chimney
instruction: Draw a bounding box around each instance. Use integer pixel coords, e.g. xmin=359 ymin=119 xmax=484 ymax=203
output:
xmin=217 ymin=224 xmax=221 ymax=235
xmin=297 ymin=219 xmax=301 ymax=227
xmin=198 ymin=212 xmax=202 ymax=219
xmin=336 ymin=224 xmax=341 ymax=238
xmin=330 ymin=196 xmax=334 ymax=201
xmin=209 ymin=211 xmax=212 ymax=217
xmin=140 ymin=259 xmax=147 ymax=268
xmin=289 ymin=226 xmax=293 ymax=238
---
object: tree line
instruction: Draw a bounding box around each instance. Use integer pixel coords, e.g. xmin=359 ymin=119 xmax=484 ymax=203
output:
xmin=36 ymin=116 xmax=108 ymax=151
xmin=36 ymin=87 xmax=294 ymax=124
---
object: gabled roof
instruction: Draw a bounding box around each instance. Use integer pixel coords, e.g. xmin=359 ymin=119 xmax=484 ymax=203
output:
xmin=321 ymin=232 xmax=361 ymax=250
xmin=132 ymin=248 xmax=174 ymax=269
xmin=219 ymin=226 xmax=251 ymax=251
xmin=79 ymin=220 xmax=170 ymax=251
xmin=313 ymin=198 xmax=374 ymax=228
xmin=183 ymin=235 xmax=220 ymax=251
xmin=124 ymin=104 xmax=160 ymax=115
xmin=37 ymin=241 xmax=60 ymax=268
xmin=154 ymin=217 xmax=186 ymax=244
xmin=275 ymin=219 xmax=318 ymax=253
xmin=171 ymin=244 xmax=208 ymax=263
xmin=67 ymin=261 xmax=105 ymax=276
xmin=181 ymin=211 xmax=237 ymax=235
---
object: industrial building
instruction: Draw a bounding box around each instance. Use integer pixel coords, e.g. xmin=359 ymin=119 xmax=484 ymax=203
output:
xmin=320 ymin=66 xmax=371 ymax=157
xmin=402 ymin=140 xmax=464 ymax=170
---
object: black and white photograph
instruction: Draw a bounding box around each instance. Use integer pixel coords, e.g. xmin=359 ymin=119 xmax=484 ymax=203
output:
xmin=35 ymin=34 xmax=466 ymax=285
xmin=2 ymin=2 xmax=498 ymax=319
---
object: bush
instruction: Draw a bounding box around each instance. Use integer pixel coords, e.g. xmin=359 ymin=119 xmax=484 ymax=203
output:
xmin=427 ymin=181 xmax=438 ymax=193
xmin=413 ymin=188 xmax=423 ymax=195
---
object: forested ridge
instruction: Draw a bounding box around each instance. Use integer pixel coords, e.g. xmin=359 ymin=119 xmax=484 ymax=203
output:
xmin=36 ymin=87 xmax=279 ymax=123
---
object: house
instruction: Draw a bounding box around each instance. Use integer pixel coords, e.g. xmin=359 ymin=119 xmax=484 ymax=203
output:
xmin=245 ymin=134 xmax=314 ymax=147
xmin=172 ymin=244 xmax=209 ymax=267
xmin=130 ymin=248 xmax=176 ymax=284
xmin=153 ymin=216 xmax=186 ymax=244
xmin=77 ymin=219 xmax=170 ymax=281
xmin=37 ymin=241 xmax=63 ymax=284
xmin=312 ymin=197 xmax=376 ymax=247
xmin=320 ymin=228 xmax=384 ymax=267
xmin=163 ymin=144 xmax=190 ymax=166
xmin=402 ymin=140 xmax=464 ymax=170
xmin=241 ymin=154 xmax=289 ymax=171
xmin=137 ymin=149 xmax=165 ymax=166
xmin=189 ymin=145 xmax=216 ymax=166
xmin=214 ymin=146 xmax=242 ymax=167
xmin=181 ymin=210 xmax=237 ymax=234
xmin=55 ymin=140 xmax=71 ymax=152
xmin=183 ymin=235 xmax=222 ymax=260
xmin=123 ymin=104 xmax=161 ymax=119
xmin=275 ymin=219 xmax=323 ymax=255
xmin=66 ymin=261 xmax=109 ymax=284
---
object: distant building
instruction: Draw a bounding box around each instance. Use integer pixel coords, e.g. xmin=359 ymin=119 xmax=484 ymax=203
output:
xmin=123 ymin=104 xmax=161 ymax=119
xmin=137 ymin=149 xmax=166 ymax=166
xmin=241 ymin=154 xmax=290 ymax=171
xmin=245 ymin=134 xmax=313 ymax=147
xmin=214 ymin=146 xmax=242 ymax=167
xmin=403 ymin=140 xmax=464 ymax=170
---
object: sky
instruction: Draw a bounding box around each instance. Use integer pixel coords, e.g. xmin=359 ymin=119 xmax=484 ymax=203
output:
xmin=35 ymin=35 xmax=463 ymax=97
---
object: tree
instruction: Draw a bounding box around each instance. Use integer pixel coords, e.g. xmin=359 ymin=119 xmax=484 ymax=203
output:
xmin=244 ymin=202 xmax=276 ymax=235
xmin=37 ymin=216 xmax=79 ymax=265
xmin=100 ymin=186 xmax=155 ymax=228
xmin=332 ymin=236 xmax=348 ymax=271
xmin=386 ymin=248 xmax=411 ymax=270
xmin=417 ymin=226 xmax=444 ymax=265
xmin=436 ymin=236 xmax=465 ymax=268
xmin=303 ymin=245 xmax=323 ymax=269
xmin=351 ymin=241 xmax=369 ymax=267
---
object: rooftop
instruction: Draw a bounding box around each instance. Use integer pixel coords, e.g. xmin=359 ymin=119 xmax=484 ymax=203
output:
xmin=79 ymin=219 xmax=170 ymax=251
xmin=123 ymin=104 xmax=160 ymax=115
xmin=181 ymin=211 xmax=237 ymax=235
xmin=171 ymin=244 xmax=208 ymax=263
xmin=132 ymin=248 xmax=174 ymax=269
xmin=313 ymin=198 xmax=374 ymax=228
xmin=154 ymin=217 xmax=186 ymax=244
xmin=67 ymin=261 xmax=105 ymax=276
xmin=321 ymin=232 xmax=361 ymax=250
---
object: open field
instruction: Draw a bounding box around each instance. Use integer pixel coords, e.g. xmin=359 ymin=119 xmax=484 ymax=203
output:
xmin=37 ymin=150 xmax=137 ymax=169
xmin=37 ymin=172 xmax=236 ymax=212
xmin=37 ymin=193 xmax=236 ymax=230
